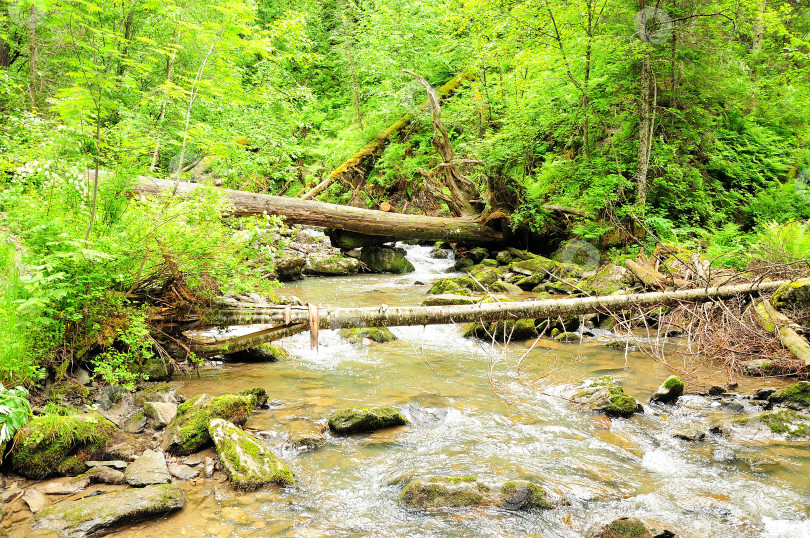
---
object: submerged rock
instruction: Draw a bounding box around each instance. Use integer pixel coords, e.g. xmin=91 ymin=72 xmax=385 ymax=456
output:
xmin=30 ymin=484 xmax=185 ymax=537
xmin=571 ymin=378 xmax=642 ymax=417
xmin=125 ymin=449 xmax=171 ymax=486
xmin=400 ymin=477 xmax=553 ymax=510
xmin=328 ymin=406 xmax=409 ymax=434
xmin=427 ymin=277 xmax=475 ymax=295
xmin=592 ymin=517 xmax=653 ymax=538
xmin=238 ymin=387 xmax=269 ymax=407
xmin=10 ymin=413 xmax=117 ymax=479
xmin=160 ymin=393 xmax=258 ymax=455
xmin=209 ymin=418 xmax=294 ymax=489
xmin=737 ymin=453 xmax=780 ymax=473
xmin=732 ymin=409 xmax=810 ymax=438
xmin=37 ymin=475 xmax=90 ymax=495
xmin=338 ymin=327 xmax=398 ymax=344
xmin=86 ymin=465 xmax=126 ymax=485
xmin=359 ymin=246 xmax=415 ymax=274
xmin=649 ymin=376 xmax=685 ymax=404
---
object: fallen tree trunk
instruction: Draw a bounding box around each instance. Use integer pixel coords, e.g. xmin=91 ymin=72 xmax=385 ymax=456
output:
xmin=300 ymin=71 xmax=474 ymax=201
xmin=626 ymin=259 xmax=689 ymax=289
xmin=132 ymin=176 xmax=508 ymax=244
xmin=751 ymin=298 xmax=810 ymax=366
xmin=209 ymin=280 xmax=790 ymax=332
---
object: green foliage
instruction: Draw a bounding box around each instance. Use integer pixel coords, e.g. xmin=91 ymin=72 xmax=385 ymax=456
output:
xmin=754 ymin=221 xmax=810 ymax=264
xmin=92 ymin=309 xmax=153 ymax=391
xmin=0 ymin=384 xmax=32 ymax=444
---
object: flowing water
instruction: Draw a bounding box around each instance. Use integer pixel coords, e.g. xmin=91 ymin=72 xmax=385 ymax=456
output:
xmin=114 ymin=244 xmax=809 ymax=537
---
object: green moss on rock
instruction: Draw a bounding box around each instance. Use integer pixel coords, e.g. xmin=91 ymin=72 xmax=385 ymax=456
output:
xmin=572 ymin=379 xmax=642 ymax=417
xmin=49 ymin=383 xmax=92 ymax=405
xmin=500 ymin=480 xmax=552 ymax=510
xmin=428 ymin=277 xmax=475 ymax=295
xmin=768 ymin=381 xmax=810 ymax=405
xmin=160 ymin=393 xmax=257 ymax=455
xmin=238 ymin=387 xmax=268 ymax=407
xmin=328 ymin=406 xmax=409 ymax=434
xmin=733 ymin=409 xmax=810 ymax=437
xmin=10 ymin=413 xmax=117 ymax=479
xmin=400 ymin=477 xmax=488 ymax=509
xmin=338 ymin=327 xmax=398 ymax=344
xmin=596 ymin=517 xmax=652 ymax=537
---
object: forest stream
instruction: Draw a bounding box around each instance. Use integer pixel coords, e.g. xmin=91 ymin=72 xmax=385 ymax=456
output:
xmin=52 ymin=243 xmax=807 ymax=538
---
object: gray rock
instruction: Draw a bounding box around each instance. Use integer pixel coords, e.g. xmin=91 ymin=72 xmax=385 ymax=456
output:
xmin=649 ymin=376 xmax=685 ymax=404
xmin=22 ymin=489 xmax=49 ymax=513
xmin=123 ymin=413 xmax=147 ymax=433
xmin=208 ymin=418 xmax=294 ymax=490
xmin=125 ymin=450 xmax=171 ymax=486
xmin=75 ymin=368 xmax=91 ymax=386
xmin=711 ymin=447 xmax=737 ymax=463
xmin=182 ymin=454 xmax=204 ymax=466
xmin=672 ymin=426 xmax=705 ymax=441
xmin=571 ymin=380 xmax=643 ymax=417
xmin=85 ymin=466 xmax=127 ymax=485
xmin=203 ymin=457 xmax=216 ymax=479
xmin=359 ymin=246 xmax=415 ymax=274
xmin=167 ymin=461 xmax=198 ymax=481
xmin=143 ymin=402 xmax=177 ymax=429
xmin=30 ymin=484 xmax=185 ymax=537
xmin=37 ymin=476 xmax=90 ymax=495
xmin=400 ymin=477 xmax=553 ymax=510
xmin=86 ymin=460 xmax=128 ymax=470
xmin=0 ymin=484 xmax=22 ymax=504
xmin=305 ymin=254 xmax=361 ymax=276
xmin=328 ymin=406 xmax=409 ymax=434
xmin=738 ymin=454 xmax=780 ymax=473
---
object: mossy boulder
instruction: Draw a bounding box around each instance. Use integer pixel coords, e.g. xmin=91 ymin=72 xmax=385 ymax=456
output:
xmin=326 ymin=229 xmax=396 ymax=249
xmin=422 ymin=294 xmax=480 ymax=306
xmin=49 ymin=383 xmax=92 ymax=406
xmin=238 ymin=387 xmax=268 ymax=407
xmin=133 ymin=355 xmax=173 ymax=382
xmin=359 ymin=246 xmax=415 ymax=274
xmin=767 ymin=381 xmax=810 ymax=407
xmin=428 ymin=277 xmax=476 ymax=295
xmin=466 ymin=247 xmax=489 ymax=264
xmin=401 ymin=477 xmax=553 ymax=510
xmin=305 ymin=254 xmax=361 ymax=276
xmin=10 ymin=413 xmax=117 ymax=479
xmin=593 ymin=517 xmax=652 ymax=538
xmin=30 ymin=484 xmax=185 ymax=536
xmin=133 ymin=382 xmax=185 ymax=407
xmin=770 ymin=279 xmax=810 ymax=324
xmin=572 ymin=379 xmax=642 ymax=417
xmin=338 ymin=327 xmax=398 ymax=344
xmin=224 ymin=344 xmax=288 ymax=362
xmin=328 ymin=406 xmax=409 ymax=434
xmin=468 ymin=266 xmax=502 ymax=287
xmin=208 ymin=418 xmax=294 ymax=490
xmin=160 ymin=393 xmax=258 ymax=455
xmin=510 ymin=255 xmax=582 ymax=280
xmin=463 ymin=319 xmax=538 ymax=341
xmin=733 ymin=409 xmax=810 ymax=438
xmin=649 ymin=376 xmax=685 ymax=404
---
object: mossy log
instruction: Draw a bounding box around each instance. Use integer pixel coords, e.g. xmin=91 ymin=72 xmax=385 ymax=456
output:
xmin=625 ymin=259 xmax=689 ymax=289
xmin=751 ymin=298 xmax=810 ymax=366
xmin=132 ymin=177 xmax=507 ymax=244
xmin=300 ymin=71 xmax=474 ymax=201
xmin=203 ymin=280 xmax=789 ymax=334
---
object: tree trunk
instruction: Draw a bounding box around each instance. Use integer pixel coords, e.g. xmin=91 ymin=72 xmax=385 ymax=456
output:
xmin=752 ymin=299 xmax=810 ymax=366
xmin=635 ymin=50 xmax=653 ymax=206
xmin=203 ymin=280 xmax=789 ymax=331
xmin=300 ymin=71 xmax=473 ymax=201
xmin=405 ymin=70 xmax=479 ymax=217
xmin=132 ymin=176 xmax=509 ymax=244
xmin=27 ymin=6 xmax=37 ymax=111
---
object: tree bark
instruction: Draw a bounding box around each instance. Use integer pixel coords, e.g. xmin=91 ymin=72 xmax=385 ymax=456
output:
xmin=300 ymin=71 xmax=473 ymax=201
xmin=132 ymin=176 xmax=509 ymax=244
xmin=27 ymin=6 xmax=37 ymax=111
xmin=635 ymin=50 xmax=653 ymax=206
xmin=205 ymin=280 xmax=789 ymax=330
xmin=752 ymin=299 xmax=810 ymax=366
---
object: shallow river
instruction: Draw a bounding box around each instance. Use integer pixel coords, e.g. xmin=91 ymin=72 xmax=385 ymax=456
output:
xmin=115 ymin=244 xmax=809 ymax=537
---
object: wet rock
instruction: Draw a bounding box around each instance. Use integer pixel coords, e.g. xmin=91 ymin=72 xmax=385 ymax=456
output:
xmin=10 ymin=413 xmax=116 ymax=479
xmin=359 ymin=246 xmax=415 ymax=274
xmin=274 ymin=254 xmax=306 ymax=281
xmin=133 ymin=382 xmax=185 ymax=408
xmin=30 ymin=483 xmax=185 ymax=537
xmin=22 ymin=489 xmax=49 ymax=513
xmin=737 ymin=453 xmax=780 ymax=473
xmin=203 ymin=457 xmax=216 ymax=478
xmin=123 ymin=412 xmax=148 ymax=434
xmin=510 ymin=255 xmax=582 ymax=280
xmin=732 ymin=409 xmax=810 ymax=438
xmin=289 ymin=430 xmax=326 ymax=449
xmin=238 ymin=387 xmax=269 ymax=407
xmin=328 ymin=406 xmax=409 ymax=434
xmin=182 ymin=454 xmax=203 ymax=466
xmin=326 ymin=229 xmax=395 ymax=249
xmin=592 ymin=517 xmax=653 ymax=538
xmin=708 ymin=386 xmax=724 ymax=396
xmin=489 ymin=280 xmax=523 ymax=293
xmin=225 ymin=345 xmax=288 ymax=363
xmin=49 ymin=383 xmax=93 ymax=406
xmin=767 ymin=381 xmax=810 ymax=407
xmin=338 ymin=327 xmax=398 ymax=344
xmin=168 ymin=461 xmax=198 ymax=481
xmin=125 ymin=450 xmax=171 ymax=486
xmin=571 ymin=378 xmax=643 ymax=417
xmin=463 ymin=318 xmax=538 ymax=341
xmin=143 ymin=402 xmax=177 ymax=429
xmin=160 ymin=393 xmax=258 ymax=455
xmin=400 ymin=477 xmax=488 ymax=509
xmin=305 ymin=254 xmax=361 ymax=276
xmin=208 ymin=418 xmax=294 ymax=490
xmin=671 ymin=425 xmax=705 ymax=441
xmin=711 ymin=447 xmax=737 ymax=463
xmin=649 ymin=376 xmax=684 ymax=404
xmin=554 ymin=331 xmax=581 ymax=342
xmin=0 ymin=484 xmax=22 ymax=504
xmin=770 ymin=278 xmax=810 ymax=325
xmin=742 ymin=359 xmax=778 ymax=376
xmin=428 ymin=277 xmax=475 ymax=295
xmin=134 ymin=355 xmax=173 ymax=382
xmin=421 ymin=294 xmax=480 ymax=306
xmin=453 ymin=257 xmax=475 ymax=271
xmin=721 ymin=400 xmax=744 ymax=413
xmin=75 ymin=368 xmax=91 ymax=386
xmin=499 ymin=480 xmax=553 ymax=510
xmin=85 ymin=466 xmax=126 ymax=485
xmin=753 ymin=388 xmax=776 ymax=400
xmin=466 ymin=247 xmax=489 ymax=264
xmin=37 ymin=476 xmax=90 ymax=495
